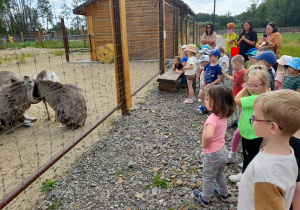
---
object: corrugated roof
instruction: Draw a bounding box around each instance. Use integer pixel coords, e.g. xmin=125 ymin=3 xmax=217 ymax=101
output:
xmin=73 ymin=0 xmax=195 ymax=17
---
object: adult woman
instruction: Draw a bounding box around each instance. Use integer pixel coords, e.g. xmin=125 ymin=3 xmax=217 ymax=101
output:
xmin=201 ymin=24 xmax=217 ymax=49
xmin=225 ymin=22 xmax=237 ymax=55
xmin=256 ymin=22 xmax=282 ymax=58
xmin=237 ymin=20 xmax=257 ymax=61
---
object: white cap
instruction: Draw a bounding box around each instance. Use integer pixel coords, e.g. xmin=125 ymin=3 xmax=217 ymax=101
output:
xmin=277 ymin=55 xmax=292 ymax=65
xmin=197 ymin=55 xmax=210 ymax=63
xmin=181 ymin=44 xmax=187 ymax=49
xmin=198 ymin=48 xmax=210 ymax=54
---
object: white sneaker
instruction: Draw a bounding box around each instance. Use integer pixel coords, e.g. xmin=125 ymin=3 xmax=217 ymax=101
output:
xmin=239 ymin=162 xmax=243 ymax=168
xmin=236 ymin=182 xmax=240 ymax=187
xmin=198 ymin=99 xmax=202 ymax=103
xmin=184 ymin=99 xmax=193 ymax=104
xmin=227 ymin=151 xmax=236 ymax=163
xmin=229 ymin=173 xmax=242 ymax=182
xmin=193 ymin=97 xmax=196 ymax=102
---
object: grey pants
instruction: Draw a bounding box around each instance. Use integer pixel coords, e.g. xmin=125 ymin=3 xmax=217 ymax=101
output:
xmin=202 ymin=146 xmax=229 ymax=201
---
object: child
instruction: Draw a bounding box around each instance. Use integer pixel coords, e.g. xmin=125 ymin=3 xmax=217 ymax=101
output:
xmin=198 ymin=49 xmax=222 ymax=114
xmin=194 ymin=86 xmax=235 ymax=207
xmin=282 ymin=57 xmax=300 ymax=92
xmin=244 ymin=48 xmax=257 ymax=70
xmin=275 ymin=55 xmax=292 ymax=90
xmin=218 ymin=47 xmax=229 ymax=86
xmin=252 ymin=51 xmax=277 ymax=90
xmin=221 ymin=55 xmax=247 ymax=162
xmin=172 ymin=56 xmax=183 ymax=71
xmin=291 ymin=130 xmax=300 ymax=210
xmin=238 ymin=90 xmax=300 ymax=210
xmin=183 ymin=44 xmax=198 ymax=104
xmin=229 ymin=67 xmax=271 ymax=183
xmin=181 ymin=44 xmax=187 ymax=57
xmin=196 ymin=55 xmax=210 ymax=91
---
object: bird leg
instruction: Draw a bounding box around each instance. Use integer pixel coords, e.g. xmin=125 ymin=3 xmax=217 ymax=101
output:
xmin=43 ymin=99 xmax=51 ymax=120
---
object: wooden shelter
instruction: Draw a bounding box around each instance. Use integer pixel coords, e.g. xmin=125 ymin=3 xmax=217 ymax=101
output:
xmin=73 ymin=0 xmax=195 ymax=61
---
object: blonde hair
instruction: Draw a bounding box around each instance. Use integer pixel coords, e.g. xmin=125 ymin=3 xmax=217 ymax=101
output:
xmin=277 ymin=64 xmax=288 ymax=76
xmin=231 ymin=55 xmax=245 ymax=65
xmin=219 ymin=46 xmax=225 ymax=54
xmin=257 ymin=46 xmax=273 ymax=54
xmin=245 ymin=65 xmax=271 ymax=92
xmin=254 ymin=90 xmax=300 ymax=136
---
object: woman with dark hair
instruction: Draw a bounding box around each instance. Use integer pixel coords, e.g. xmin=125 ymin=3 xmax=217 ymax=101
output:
xmin=256 ymin=22 xmax=282 ymax=58
xmin=237 ymin=20 xmax=257 ymax=61
xmin=201 ymin=24 xmax=217 ymax=49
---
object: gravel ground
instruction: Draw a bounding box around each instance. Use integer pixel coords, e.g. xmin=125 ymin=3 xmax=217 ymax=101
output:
xmin=38 ymin=85 xmax=244 ymax=210
xmin=38 ymin=36 xmax=245 ymax=210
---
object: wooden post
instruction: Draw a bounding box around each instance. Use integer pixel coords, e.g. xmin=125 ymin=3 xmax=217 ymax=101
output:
xmin=159 ymin=0 xmax=165 ymax=75
xmin=112 ymin=0 xmax=131 ymax=115
xmin=193 ymin=19 xmax=195 ymax=44
xmin=177 ymin=8 xmax=180 ymax=54
xmin=186 ymin=18 xmax=189 ymax=45
xmin=81 ymin=26 xmax=86 ymax=48
xmin=21 ymin=32 xmax=24 ymax=43
xmin=61 ymin=18 xmax=70 ymax=62
xmin=181 ymin=16 xmax=184 ymax=45
xmin=38 ymin=31 xmax=44 ymax=48
xmin=173 ymin=9 xmax=176 ymax=58
xmin=196 ymin=22 xmax=198 ymax=45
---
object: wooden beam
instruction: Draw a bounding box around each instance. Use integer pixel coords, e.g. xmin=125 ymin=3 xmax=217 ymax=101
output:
xmin=61 ymin=19 xmax=69 ymax=62
xmin=193 ymin=19 xmax=195 ymax=44
xmin=159 ymin=0 xmax=165 ymax=75
xmin=186 ymin=18 xmax=189 ymax=45
xmin=181 ymin=15 xmax=184 ymax=45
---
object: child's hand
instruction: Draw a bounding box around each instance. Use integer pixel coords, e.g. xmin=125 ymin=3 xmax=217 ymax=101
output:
xmin=197 ymin=75 xmax=200 ymax=79
xmin=221 ymin=69 xmax=225 ymax=74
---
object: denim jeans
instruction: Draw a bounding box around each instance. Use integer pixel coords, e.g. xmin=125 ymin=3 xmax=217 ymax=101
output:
xmin=202 ymin=146 xmax=229 ymax=201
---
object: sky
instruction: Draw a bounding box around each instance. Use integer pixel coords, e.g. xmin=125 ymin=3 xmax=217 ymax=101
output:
xmin=184 ymin=0 xmax=250 ymax=16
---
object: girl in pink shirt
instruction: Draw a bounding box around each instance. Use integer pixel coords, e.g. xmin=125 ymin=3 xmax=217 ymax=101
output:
xmin=194 ymin=86 xmax=235 ymax=207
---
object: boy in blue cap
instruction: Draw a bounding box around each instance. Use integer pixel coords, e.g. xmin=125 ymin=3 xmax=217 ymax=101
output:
xmin=198 ymin=49 xmax=222 ymax=114
xmin=252 ymin=51 xmax=277 ymax=90
xmin=244 ymin=48 xmax=257 ymax=70
xmin=282 ymin=57 xmax=300 ymax=92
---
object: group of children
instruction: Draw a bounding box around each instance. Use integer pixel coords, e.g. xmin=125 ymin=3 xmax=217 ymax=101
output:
xmin=172 ymin=43 xmax=300 ymax=209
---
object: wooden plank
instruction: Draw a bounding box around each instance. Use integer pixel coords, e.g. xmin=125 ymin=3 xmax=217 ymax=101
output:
xmin=157 ymin=69 xmax=182 ymax=84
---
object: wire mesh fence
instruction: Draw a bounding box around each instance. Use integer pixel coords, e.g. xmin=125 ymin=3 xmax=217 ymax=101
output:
xmin=0 ymin=0 xmax=197 ymax=209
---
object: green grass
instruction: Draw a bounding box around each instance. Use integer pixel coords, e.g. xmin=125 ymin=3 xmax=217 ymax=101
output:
xmin=151 ymin=173 xmax=173 ymax=188
xmin=1 ymin=40 xmax=89 ymax=49
xmin=48 ymin=198 xmax=62 ymax=209
xmin=222 ymin=32 xmax=300 ymax=57
xmin=41 ymin=180 xmax=57 ymax=192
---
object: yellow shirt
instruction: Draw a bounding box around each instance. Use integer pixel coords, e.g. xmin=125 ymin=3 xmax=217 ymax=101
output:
xmin=225 ymin=33 xmax=237 ymax=54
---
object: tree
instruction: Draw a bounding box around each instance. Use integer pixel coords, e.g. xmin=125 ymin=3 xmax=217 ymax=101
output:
xmin=37 ymin=0 xmax=53 ymax=30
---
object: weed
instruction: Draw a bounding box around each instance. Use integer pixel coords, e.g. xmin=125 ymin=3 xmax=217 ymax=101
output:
xmin=48 ymin=198 xmax=62 ymax=209
xmin=116 ymin=169 xmax=128 ymax=177
xmin=151 ymin=173 xmax=168 ymax=188
xmin=41 ymin=180 xmax=57 ymax=192
xmin=186 ymin=167 xmax=196 ymax=174
xmin=182 ymin=201 xmax=199 ymax=209
xmin=172 ymin=169 xmax=184 ymax=176
xmin=50 ymin=50 xmax=65 ymax=56
xmin=172 ymin=137 xmax=178 ymax=140
xmin=143 ymin=185 xmax=150 ymax=189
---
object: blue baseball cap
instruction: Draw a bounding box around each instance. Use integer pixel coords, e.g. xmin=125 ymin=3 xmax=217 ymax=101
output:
xmin=252 ymin=51 xmax=277 ymax=65
xmin=285 ymin=57 xmax=300 ymax=70
xmin=208 ymin=49 xmax=221 ymax=58
xmin=180 ymin=57 xmax=188 ymax=63
xmin=245 ymin=48 xmax=257 ymax=56
xmin=199 ymin=45 xmax=210 ymax=50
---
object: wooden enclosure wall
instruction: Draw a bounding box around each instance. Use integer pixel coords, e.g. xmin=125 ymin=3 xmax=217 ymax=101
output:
xmin=82 ymin=0 xmax=181 ymax=61
xmin=85 ymin=0 xmax=113 ymax=61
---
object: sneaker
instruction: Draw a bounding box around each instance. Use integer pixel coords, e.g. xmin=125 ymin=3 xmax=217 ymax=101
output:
xmin=194 ymin=189 xmax=211 ymax=207
xmin=229 ymin=173 xmax=242 ymax=182
xmin=214 ymin=187 xmax=229 ymax=202
xmin=198 ymin=105 xmax=209 ymax=115
xmin=198 ymin=99 xmax=202 ymax=103
xmin=239 ymin=162 xmax=243 ymax=168
xmin=227 ymin=151 xmax=237 ymax=163
xmin=184 ymin=99 xmax=193 ymax=104
xmin=228 ymin=121 xmax=238 ymax=128
xmin=193 ymin=97 xmax=196 ymax=102
xmin=236 ymin=182 xmax=240 ymax=187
